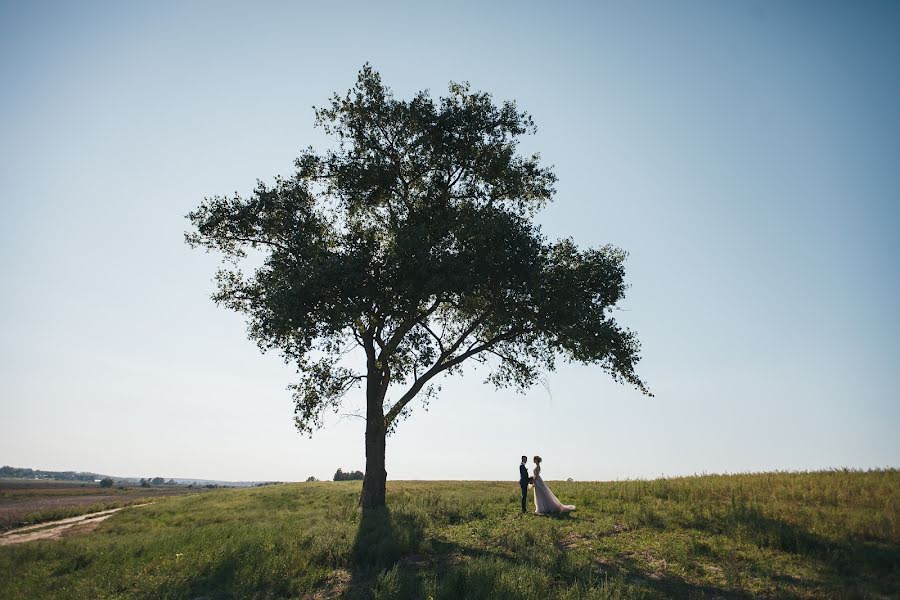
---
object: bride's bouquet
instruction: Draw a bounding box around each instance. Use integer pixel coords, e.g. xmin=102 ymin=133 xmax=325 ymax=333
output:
xmin=528 ymin=476 xmax=535 ymax=485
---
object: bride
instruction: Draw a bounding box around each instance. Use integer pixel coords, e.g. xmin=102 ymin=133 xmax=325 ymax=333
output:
xmin=532 ymin=456 xmax=575 ymax=514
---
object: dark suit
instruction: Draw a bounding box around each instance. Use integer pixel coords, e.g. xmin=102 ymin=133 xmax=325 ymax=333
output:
xmin=519 ymin=463 xmax=529 ymax=513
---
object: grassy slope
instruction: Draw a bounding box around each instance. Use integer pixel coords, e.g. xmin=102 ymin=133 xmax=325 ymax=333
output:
xmin=0 ymin=471 xmax=897 ymax=599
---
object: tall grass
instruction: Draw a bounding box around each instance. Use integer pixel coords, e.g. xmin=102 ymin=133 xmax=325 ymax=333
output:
xmin=0 ymin=470 xmax=896 ymax=598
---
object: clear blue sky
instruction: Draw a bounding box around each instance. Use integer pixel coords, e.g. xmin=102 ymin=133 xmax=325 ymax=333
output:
xmin=2 ymin=1 xmax=898 ymax=482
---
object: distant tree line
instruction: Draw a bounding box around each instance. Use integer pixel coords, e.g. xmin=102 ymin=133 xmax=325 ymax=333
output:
xmin=333 ymin=469 xmax=364 ymax=481
xmin=1 ymin=465 xmax=103 ymax=482
xmin=139 ymin=477 xmax=178 ymax=487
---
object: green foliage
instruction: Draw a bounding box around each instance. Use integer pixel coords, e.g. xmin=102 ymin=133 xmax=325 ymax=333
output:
xmin=1 ymin=470 xmax=897 ymax=599
xmin=186 ymin=64 xmax=650 ymax=442
xmin=98 ymin=478 xmax=114 ymax=488
xmin=335 ymin=469 xmax=365 ymax=481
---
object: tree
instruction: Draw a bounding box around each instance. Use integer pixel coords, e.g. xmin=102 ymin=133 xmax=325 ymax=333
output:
xmin=186 ymin=65 xmax=650 ymax=509
xmin=334 ymin=469 xmax=364 ymax=481
xmin=99 ymin=477 xmax=114 ymax=488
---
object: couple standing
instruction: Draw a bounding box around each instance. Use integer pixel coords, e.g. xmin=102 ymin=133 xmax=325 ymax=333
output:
xmin=518 ymin=455 xmax=576 ymax=514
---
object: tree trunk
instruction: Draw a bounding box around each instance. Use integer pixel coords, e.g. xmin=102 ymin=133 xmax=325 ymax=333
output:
xmin=359 ymin=367 xmax=387 ymax=509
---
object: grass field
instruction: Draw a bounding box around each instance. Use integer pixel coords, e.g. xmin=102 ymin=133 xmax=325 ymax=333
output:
xmin=0 ymin=470 xmax=897 ymax=599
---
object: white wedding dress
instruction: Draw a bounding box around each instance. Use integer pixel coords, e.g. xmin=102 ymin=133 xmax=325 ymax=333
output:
xmin=533 ymin=464 xmax=575 ymax=514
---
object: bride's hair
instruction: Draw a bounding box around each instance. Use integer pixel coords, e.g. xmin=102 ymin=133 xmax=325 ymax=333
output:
xmin=533 ymin=456 xmax=542 ymax=464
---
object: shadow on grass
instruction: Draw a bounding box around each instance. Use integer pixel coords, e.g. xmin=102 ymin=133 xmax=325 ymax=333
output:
xmin=685 ymin=503 xmax=899 ymax=593
xmin=339 ymin=504 xmax=898 ymax=599
xmin=611 ymin=553 xmax=758 ymax=600
xmin=185 ymin=551 xmax=242 ymax=599
xmin=344 ymin=510 xmax=758 ymax=600
xmin=344 ymin=507 xmax=425 ymax=599
xmin=432 ymin=538 xmax=760 ymax=600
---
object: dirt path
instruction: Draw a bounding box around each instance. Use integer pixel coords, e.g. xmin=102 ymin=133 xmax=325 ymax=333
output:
xmin=0 ymin=503 xmax=152 ymax=546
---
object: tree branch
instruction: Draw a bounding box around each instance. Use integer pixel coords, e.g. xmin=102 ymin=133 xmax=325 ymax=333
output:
xmin=438 ymin=304 xmax=494 ymax=359
xmin=439 ymin=329 xmax=522 ymax=372
xmin=487 ymin=347 xmax=529 ymax=372
xmin=351 ymin=324 xmax=366 ymax=348
xmin=217 ymin=234 xmax=291 ymax=253
xmin=379 ymin=368 xmax=390 ymax=400
xmin=420 ymin=321 xmax=446 ymax=354
xmin=383 ymin=326 xmax=524 ymax=425
xmin=379 ymin=296 xmax=442 ymax=361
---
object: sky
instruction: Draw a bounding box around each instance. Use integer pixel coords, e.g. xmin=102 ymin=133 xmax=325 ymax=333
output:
xmin=1 ymin=1 xmax=898 ymax=482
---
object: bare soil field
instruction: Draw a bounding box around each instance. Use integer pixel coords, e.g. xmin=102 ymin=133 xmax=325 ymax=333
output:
xmin=0 ymin=479 xmax=202 ymax=531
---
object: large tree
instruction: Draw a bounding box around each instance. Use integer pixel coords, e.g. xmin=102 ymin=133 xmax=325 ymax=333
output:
xmin=186 ymin=65 xmax=650 ymax=508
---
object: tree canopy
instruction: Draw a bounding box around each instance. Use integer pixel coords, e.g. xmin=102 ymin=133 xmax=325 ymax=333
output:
xmin=187 ymin=65 xmax=650 ymax=506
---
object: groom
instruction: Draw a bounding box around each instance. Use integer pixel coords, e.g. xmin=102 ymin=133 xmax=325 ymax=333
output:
xmin=518 ymin=455 xmax=529 ymax=513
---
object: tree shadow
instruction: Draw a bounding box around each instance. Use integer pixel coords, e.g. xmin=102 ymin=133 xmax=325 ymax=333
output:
xmin=423 ymin=534 xmax=760 ymax=600
xmin=682 ymin=504 xmax=900 ymax=596
xmin=183 ymin=550 xmax=242 ymax=599
xmin=337 ymin=503 xmax=900 ymax=599
xmin=340 ymin=507 xmax=765 ymax=599
xmin=344 ymin=507 xmax=426 ymax=599
xmin=610 ymin=553 xmax=759 ymax=600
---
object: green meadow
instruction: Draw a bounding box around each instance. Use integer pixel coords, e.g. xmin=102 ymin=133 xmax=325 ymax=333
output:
xmin=0 ymin=470 xmax=897 ymax=599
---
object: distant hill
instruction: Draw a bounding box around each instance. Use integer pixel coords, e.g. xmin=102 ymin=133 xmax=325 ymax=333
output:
xmin=169 ymin=478 xmax=276 ymax=488
xmin=0 ymin=465 xmax=271 ymax=487
xmin=0 ymin=465 xmax=111 ymax=482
